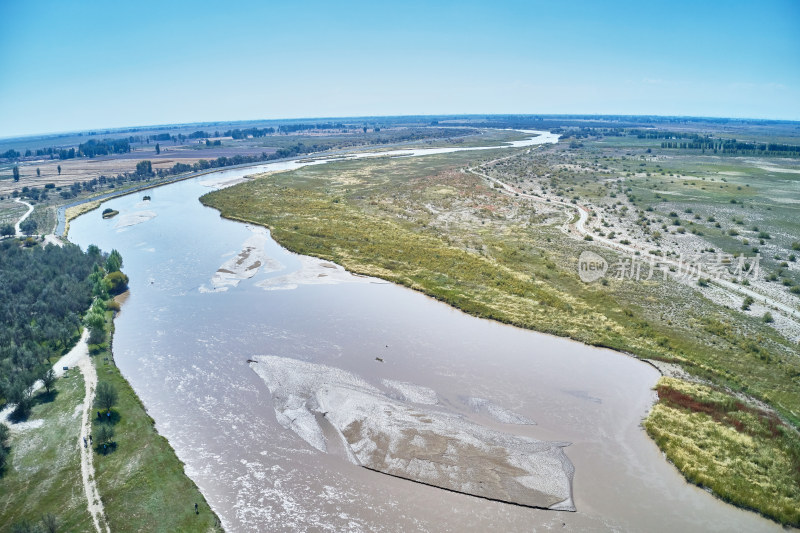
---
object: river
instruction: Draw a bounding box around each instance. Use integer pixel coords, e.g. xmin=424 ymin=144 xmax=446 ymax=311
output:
xmin=68 ymin=132 xmax=779 ymax=532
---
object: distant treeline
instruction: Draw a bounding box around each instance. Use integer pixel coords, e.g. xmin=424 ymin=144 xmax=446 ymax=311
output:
xmin=659 ymin=136 xmax=800 ymax=155
xmin=3 ymin=139 xmax=132 ymax=161
xmin=158 ymin=141 xmax=326 ymax=175
xmin=555 ymin=127 xmax=626 ymax=139
xmin=0 ymin=123 xmax=354 ymax=161
xmin=6 ymin=129 xmax=474 ymax=203
xmin=9 ymin=142 xmax=332 ymax=202
xmin=553 ymin=126 xmax=800 ymax=156
xmin=0 ymin=241 xmax=108 ymax=409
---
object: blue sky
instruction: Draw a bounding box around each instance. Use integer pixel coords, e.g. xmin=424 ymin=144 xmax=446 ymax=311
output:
xmin=1 ymin=0 xmax=798 ymax=137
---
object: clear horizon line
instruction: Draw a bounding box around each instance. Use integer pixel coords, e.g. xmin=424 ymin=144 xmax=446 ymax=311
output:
xmin=3 ymin=112 xmax=800 ymax=142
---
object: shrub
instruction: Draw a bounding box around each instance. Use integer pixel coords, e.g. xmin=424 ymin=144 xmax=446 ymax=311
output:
xmin=95 ymin=381 xmax=118 ymax=412
xmin=103 ymin=271 xmax=129 ymax=295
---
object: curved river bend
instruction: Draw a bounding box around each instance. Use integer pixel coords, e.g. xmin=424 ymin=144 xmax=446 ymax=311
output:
xmin=69 ymin=133 xmax=779 ymax=532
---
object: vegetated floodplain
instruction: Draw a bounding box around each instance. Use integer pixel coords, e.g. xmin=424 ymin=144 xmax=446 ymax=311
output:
xmin=0 ymin=238 xmax=223 ymax=532
xmin=202 ymin=125 xmax=800 ymax=526
xmin=0 ymin=368 xmax=94 ymax=531
xmin=91 ymin=307 xmax=223 ymax=533
xmin=646 ymin=377 xmax=800 ymax=526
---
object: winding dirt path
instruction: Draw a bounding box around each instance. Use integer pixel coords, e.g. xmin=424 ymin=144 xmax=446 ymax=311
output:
xmin=74 ymin=334 xmax=111 ymax=533
xmin=469 ymin=159 xmax=800 ymax=322
xmin=13 ymin=198 xmax=34 ymax=236
xmin=0 ymin=329 xmax=109 ymax=531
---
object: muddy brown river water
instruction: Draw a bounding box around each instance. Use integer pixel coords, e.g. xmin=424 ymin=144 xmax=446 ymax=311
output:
xmin=68 ymin=135 xmax=780 ymax=532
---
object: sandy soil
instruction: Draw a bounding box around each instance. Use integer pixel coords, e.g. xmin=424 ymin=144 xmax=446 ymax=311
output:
xmin=74 ymin=332 xmax=111 ymax=533
xmin=202 ymin=227 xmax=283 ymax=292
xmin=114 ymin=210 xmax=157 ymax=229
xmin=255 ymin=255 xmax=374 ymax=291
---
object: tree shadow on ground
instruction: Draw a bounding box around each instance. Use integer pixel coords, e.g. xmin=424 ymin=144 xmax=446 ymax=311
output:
xmin=94 ymin=409 xmax=120 ymax=426
xmin=95 ymin=441 xmax=117 ymax=455
xmin=34 ymin=390 xmax=58 ymax=406
xmin=8 ymin=405 xmax=30 ymax=424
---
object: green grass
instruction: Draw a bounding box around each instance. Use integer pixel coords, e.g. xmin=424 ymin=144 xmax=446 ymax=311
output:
xmin=0 ymin=367 xmax=94 ymax=531
xmin=201 ymin=140 xmax=800 ymax=525
xmin=90 ymin=311 xmax=222 ymax=533
xmin=0 ymin=309 xmax=223 ymax=533
xmin=645 ymin=377 xmax=800 ymax=526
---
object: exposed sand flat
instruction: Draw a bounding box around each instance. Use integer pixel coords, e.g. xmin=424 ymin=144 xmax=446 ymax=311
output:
xmin=754 ymin=165 xmax=800 ymax=174
xmin=114 ymin=210 xmax=157 ymax=228
xmin=770 ymin=197 xmax=800 ymax=204
xmin=464 ymin=396 xmax=536 ymax=425
xmin=203 ymin=227 xmax=282 ymax=292
xmin=251 ymin=356 xmax=574 ymax=511
xmin=255 ymin=255 xmax=372 ymax=291
xmin=198 ymin=175 xmax=249 ymax=189
xmin=382 ymin=379 xmax=440 ymax=405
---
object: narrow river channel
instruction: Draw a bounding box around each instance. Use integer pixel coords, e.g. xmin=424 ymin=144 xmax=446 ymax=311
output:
xmin=68 ymin=133 xmax=779 ymax=532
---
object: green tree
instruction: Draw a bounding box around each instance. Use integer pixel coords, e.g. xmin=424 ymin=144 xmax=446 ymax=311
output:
xmin=41 ymin=368 xmax=56 ymax=394
xmin=135 ymin=160 xmax=153 ymax=176
xmin=94 ymin=381 xmax=118 ymax=413
xmin=0 ymin=422 xmax=9 ymax=471
xmin=13 ymin=166 xmax=20 ymax=182
xmin=87 ymin=244 xmax=102 ymax=259
xmin=57 ymin=165 xmax=61 ymax=175
xmin=155 ymin=143 xmax=160 ymax=155
xmin=19 ymin=218 xmax=37 ymax=236
xmin=10 ymin=385 xmax=34 ymax=420
xmin=95 ymin=424 xmax=115 ymax=453
xmin=11 ymin=520 xmax=36 ymax=533
xmin=41 ymin=513 xmax=58 ymax=533
xmin=103 ymin=271 xmax=129 ymax=295
xmin=0 ymin=224 xmax=13 ymax=237
xmin=85 ymin=307 xmax=106 ymax=345
xmin=106 ymin=249 xmax=123 ymax=273
xmin=36 ymin=168 xmax=40 ymax=177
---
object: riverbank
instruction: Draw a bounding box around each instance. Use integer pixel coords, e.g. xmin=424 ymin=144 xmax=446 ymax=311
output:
xmin=90 ymin=304 xmax=223 ymax=532
xmin=646 ymin=377 xmax=799 ymax=526
xmin=0 ymin=292 xmax=223 ymax=532
xmin=200 ymin=146 xmax=799 ymax=526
